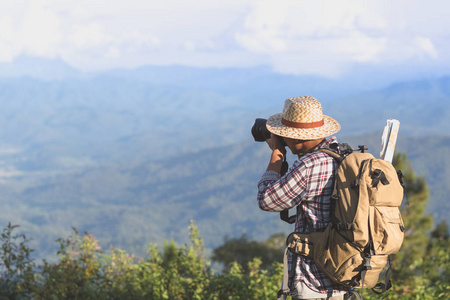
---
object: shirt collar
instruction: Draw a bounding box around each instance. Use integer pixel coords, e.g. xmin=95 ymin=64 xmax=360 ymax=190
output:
xmin=297 ymin=136 xmax=339 ymax=159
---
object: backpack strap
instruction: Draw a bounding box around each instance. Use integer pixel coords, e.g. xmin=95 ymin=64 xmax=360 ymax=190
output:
xmin=277 ymin=248 xmax=299 ymax=300
xmin=371 ymin=256 xmax=393 ymax=294
xmin=397 ymin=169 xmax=410 ymax=207
xmin=280 ymin=210 xmax=296 ymax=224
xmin=371 ymin=169 xmax=389 ymax=187
xmin=279 ymin=155 xmax=296 ymax=224
xmin=277 ymin=248 xmax=291 ymax=300
xmin=345 ymin=290 xmax=362 ymax=300
xmin=316 ymin=144 xmax=354 ymax=237
xmin=280 ymin=143 xmax=352 ymax=224
xmin=317 ymin=148 xmax=345 ymax=164
xmin=316 ymin=142 xmax=354 ymax=163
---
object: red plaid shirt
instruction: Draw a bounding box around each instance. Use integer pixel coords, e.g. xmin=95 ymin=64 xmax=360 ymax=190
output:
xmin=257 ymin=137 xmax=347 ymax=295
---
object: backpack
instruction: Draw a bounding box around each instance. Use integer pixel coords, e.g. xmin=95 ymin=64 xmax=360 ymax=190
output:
xmin=278 ymin=144 xmax=405 ymax=299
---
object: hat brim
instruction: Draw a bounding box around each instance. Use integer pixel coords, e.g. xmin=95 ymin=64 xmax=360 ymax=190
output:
xmin=266 ymin=113 xmax=340 ymax=140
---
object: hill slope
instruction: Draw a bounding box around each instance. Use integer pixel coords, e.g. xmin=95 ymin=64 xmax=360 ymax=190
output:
xmin=0 ymin=68 xmax=449 ymax=175
xmin=0 ymin=63 xmax=448 ymax=260
xmin=1 ymin=134 xmax=448 ymax=261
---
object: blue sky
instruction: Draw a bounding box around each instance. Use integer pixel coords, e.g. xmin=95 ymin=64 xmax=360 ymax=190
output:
xmin=1 ymin=0 xmax=449 ymax=79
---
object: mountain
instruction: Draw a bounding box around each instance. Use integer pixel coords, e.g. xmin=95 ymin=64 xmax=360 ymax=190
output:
xmin=1 ymin=133 xmax=448 ymax=262
xmin=0 ymin=56 xmax=397 ymax=99
xmin=329 ymin=77 xmax=450 ymax=135
xmin=0 ymin=59 xmax=448 ymax=261
xmin=0 ymin=65 xmax=449 ymax=174
xmin=0 ymin=56 xmax=82 ymax=80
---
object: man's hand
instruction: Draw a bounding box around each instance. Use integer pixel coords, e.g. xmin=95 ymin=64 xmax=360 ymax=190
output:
xmin=266 ymin=134 xmax=286 ymax=155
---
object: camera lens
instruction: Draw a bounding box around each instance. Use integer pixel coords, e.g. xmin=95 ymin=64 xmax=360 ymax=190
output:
xmin=251 ymin=118 xmax=272 ymax=142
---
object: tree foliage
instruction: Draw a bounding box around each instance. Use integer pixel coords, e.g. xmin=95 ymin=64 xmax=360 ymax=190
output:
xmin=0 ymin=221 xmax=283 ymax=299
xmin=0 ymin=153 xmax=448 ymax=299
xmin=210 ymin=152 xmax=450 ymax=299
xmin=0 ymin=218 xmax=448 ymax=299
xmin=357 ymin=153 xmax=450 ymax=299
xmin=211 ymin=233 xmax=284 ymax=273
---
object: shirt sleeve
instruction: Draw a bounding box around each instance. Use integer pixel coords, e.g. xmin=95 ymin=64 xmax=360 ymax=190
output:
xmin=257 ymin=162 xmax=309 ymax=212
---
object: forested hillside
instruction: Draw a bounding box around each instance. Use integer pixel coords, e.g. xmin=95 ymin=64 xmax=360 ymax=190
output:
xmin=0 ymin=64 xmax=448 ymax=261
xmin=0 ymin=150 xmax=448 ymax=300
xmin=0 ymin=69 xmax=449 ymax=172
xmin=1 ymin=133 xmax=448 ymax=261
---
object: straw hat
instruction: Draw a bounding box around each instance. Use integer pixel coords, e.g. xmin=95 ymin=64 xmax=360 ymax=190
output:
xmin=266 ymin=96 xmax=340 ymax=140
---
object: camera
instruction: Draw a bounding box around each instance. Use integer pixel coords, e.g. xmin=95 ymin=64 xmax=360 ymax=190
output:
xmin=252 ymin=118 xmax=287 ymax=148
xmin=251 ymin=118 xmax=272 ymax=142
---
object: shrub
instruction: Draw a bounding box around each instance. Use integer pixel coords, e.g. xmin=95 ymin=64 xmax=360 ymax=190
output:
xmin=0 ymin=221 xmax=448 ymax=299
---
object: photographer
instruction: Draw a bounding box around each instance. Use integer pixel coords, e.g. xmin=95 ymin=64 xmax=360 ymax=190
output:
xmin=255 ymin=96 xmax=347 ymax=300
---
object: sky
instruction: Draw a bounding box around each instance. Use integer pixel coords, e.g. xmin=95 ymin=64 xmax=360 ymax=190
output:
xmin=0 ymin=0 xmax=449 ymax=78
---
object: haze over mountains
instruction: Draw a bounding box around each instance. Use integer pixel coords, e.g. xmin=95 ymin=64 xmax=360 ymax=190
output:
xmin=0 ymin=57 xmax=448 ymax=164
xmin=0 ymin=56 xmax=448 ymax=260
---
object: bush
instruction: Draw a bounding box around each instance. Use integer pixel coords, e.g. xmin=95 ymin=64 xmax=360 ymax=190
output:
xmin=0 ymin=221 xmax=448 ymax=299
xmin=0 ymin=222 xmax=283 ymax=299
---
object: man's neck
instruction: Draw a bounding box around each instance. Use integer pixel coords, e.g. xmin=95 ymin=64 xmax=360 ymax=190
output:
xmin=296 ymin=138 xmax=326 ymax=157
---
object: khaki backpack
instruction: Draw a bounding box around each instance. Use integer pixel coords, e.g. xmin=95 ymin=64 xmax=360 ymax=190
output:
xmin=278 ymin=144 xmax=405 ymax=299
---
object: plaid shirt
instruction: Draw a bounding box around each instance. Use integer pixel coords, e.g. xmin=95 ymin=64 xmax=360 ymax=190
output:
xmin=257 ymin=137 xmax=347 ymax=295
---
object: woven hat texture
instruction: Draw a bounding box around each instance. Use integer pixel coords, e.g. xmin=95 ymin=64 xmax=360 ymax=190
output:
xmin=266 ymin=96 xmax=340 ymax=140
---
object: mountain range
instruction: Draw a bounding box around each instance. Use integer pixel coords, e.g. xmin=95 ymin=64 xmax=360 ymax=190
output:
xmin=1 ymin=133 xmax=448 ymax=261
xmin=0 ymin=57 xmax=448 ymax=261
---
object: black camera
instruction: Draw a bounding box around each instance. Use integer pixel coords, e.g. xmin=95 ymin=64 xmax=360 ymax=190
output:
xmin=251 ymin=118 xmax=272 ymax=142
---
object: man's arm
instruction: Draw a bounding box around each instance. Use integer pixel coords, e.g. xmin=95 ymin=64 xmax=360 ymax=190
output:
xmin=265 ymin=134 xmax=286 ymax=174
xmin=257 ymin=134 xmax=307 ymax=212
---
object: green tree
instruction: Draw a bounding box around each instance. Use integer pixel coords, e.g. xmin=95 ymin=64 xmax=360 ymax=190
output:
xmin=431 ymin=219 xmax=449 ymax=240
xmin=0 ymin=223 xmax=36 ymax=299
xmin=391 ymin=153 xmax=433 ymax=281
xmin=212 ymin=234 xmax=283 ymax=273
xmin=0 ymin=221 xmax=284 ymax=299
xmin=366 ymin=153 xmax=450 ymax=299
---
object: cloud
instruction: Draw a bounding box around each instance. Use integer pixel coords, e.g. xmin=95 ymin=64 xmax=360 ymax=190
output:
xmin=0 ymin=0 xmax=449 ymax=77
xmin=21 ymin=2 xmax=63 ymax=57
xmin=414 ymin=37 xmax=439 ymax=59
xmin=232 ymin=0 xmax=450 ymax=76
xmin=233 ymin=1 xmax=394 ymax=75
xmin=69 ymin=23 xmax=112 ymax=49
xmin=0 ymin=1 xmax=64 ymax=59
xmin=0 ymin=16 xmax=17 ymax=61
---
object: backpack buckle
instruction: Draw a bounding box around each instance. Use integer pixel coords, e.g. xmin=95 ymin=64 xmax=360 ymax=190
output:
xmin=351 ymin=178 xmax=360 ymax=188
xmin=371 ymin=169 xmax=390 ymax=187
xmin=333 ymin=222 xmax=353 ymax=231
xmin=358 ymin=145 xmax=368 ymax=153
xmin=363 ymin=256 xmax=372 ymax=270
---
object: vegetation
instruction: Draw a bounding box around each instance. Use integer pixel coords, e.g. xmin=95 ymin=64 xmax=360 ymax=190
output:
xmin=0 ymin=152 xmax=448 ymax=299
xmin=212 ymin=233 xmax=285 ymax=273
xmin=0 ymin=220 xmax=448 ymax=299
xmin=2 ymin=134 xmax=449 ymax=263
xmin=210 ymin=152 xmax=450 ymax=299
xmin=382 ymin=153 xmax=450 ymax=299
xmin=0 ymin=222 xmax=282 ymax=299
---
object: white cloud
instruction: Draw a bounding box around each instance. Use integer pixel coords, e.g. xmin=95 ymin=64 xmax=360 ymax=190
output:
xmin=0 ymin=0 xmax=448 ymax=77
xmin=0 ymin=16 xmax=17 ymax=61
xmin=21 ymin=2 xmax=63 ymax=57
xmin=234 ymin=0 xmax=393 ymax=75
xmin=232 ymin=0 xmax=450 ymax=76
xmin=69 ymin=23 xmax=112 ymax=49
xmin=414 ymin=37 xmax=439 ymax=59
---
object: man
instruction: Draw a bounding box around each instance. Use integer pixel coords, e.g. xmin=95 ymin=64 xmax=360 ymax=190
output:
xmin=257 ymin=96 xmax=348 ymax=300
